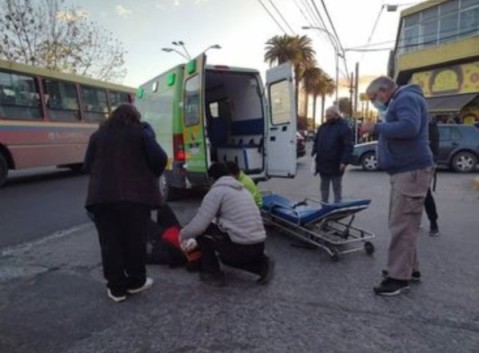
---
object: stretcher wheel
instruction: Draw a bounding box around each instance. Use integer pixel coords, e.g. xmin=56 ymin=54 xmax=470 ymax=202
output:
xmin=364 ymin=241 xmax=375 ymax=255
xmin=330 ymin=250 xmax=340 ymax=262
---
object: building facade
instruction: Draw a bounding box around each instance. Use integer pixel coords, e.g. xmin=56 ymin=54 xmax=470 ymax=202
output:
xmin=389 ymin=0 xmax=479 ymax=124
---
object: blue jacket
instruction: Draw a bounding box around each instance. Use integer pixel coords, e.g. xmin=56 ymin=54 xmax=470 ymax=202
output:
xmin=374 ymin=84 xmax=433 ymax=174
xmin=312 ymin=118 xmax=353 ymax=175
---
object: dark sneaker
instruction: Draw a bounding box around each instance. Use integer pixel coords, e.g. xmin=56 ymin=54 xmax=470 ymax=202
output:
xmin=374 ymin=278 xmax=410 ymax=296
xmin=429 ymin=227 xmax=440 ymax=237
xmin=257 ymin=256 xmax=275 ymax=285
xmin=127 ymin=277 xmax=154 ymax=295
xmin=199 ymin=271 xmax=226 ymax=287
xmin=107 ymin=289 xmax=127 ymax=303
xmin=382 ymin=270 xmax=421 ymax=282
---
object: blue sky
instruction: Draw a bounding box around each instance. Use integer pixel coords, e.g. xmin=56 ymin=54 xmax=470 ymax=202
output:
xmin=77 ymin=0 xmax=417 ymax=95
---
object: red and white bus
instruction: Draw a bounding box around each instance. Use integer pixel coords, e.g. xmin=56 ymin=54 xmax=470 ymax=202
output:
xmin=0 ymin=59 xmax=135 ymax=187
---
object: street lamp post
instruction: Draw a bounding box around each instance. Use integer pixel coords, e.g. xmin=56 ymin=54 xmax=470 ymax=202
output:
xmin=302 ymin=26 xmax=344 ymax=105
xmin=202 ymin=44 xmax=221 ymax=54
xmin=172 ymin=40 xmax=191 ymax=60
xmin=161 ymin=47 xmax=189 ymax=60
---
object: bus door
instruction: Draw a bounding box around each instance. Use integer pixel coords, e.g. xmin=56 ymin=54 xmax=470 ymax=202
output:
xmin=182 ymin=54 xmax=209 ymax=184
xmin=265 ymin=62 xmax=297 ymax=178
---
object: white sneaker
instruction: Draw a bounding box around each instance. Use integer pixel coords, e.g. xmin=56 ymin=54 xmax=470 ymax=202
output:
xmin=107 ymin=289 xmax=127 ymax=303
xmin=127 ymin=277 xmax=154 ymax=294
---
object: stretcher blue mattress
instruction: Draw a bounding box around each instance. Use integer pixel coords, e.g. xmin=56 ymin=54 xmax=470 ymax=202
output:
xmin=262 ymin=194 xmax=371 ymax=225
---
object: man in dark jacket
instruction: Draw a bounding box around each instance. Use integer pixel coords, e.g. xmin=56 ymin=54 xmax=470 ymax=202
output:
xmin=425 ymin=118 xmax=440 ymax=236
xmin=363 ymin=76 xmax=434 ymax=296
xmin=311 ymin=105 xmax=353 ymax=203
xmin=84 ymin=103 xmax=167 ymax=303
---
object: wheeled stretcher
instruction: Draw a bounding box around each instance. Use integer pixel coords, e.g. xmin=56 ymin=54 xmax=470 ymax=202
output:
xmin=261 ymin=194 xmax=375 ymax=261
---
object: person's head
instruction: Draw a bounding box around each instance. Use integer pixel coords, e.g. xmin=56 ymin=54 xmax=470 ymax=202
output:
xmin=207 ymin=162 xmax=229 ymax=183
xmin=366 ymin=76 xmax=397 ymax=112
xmin=226 ymin=161 xmax=240 ymax=178
xmin=325 ymin=105 xmax=341 ymax=121
xmin=103 ymin=103 xmax=141 ymax=129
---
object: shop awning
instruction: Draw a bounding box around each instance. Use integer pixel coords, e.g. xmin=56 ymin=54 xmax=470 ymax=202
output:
xmin=426 ymin=94 xmax=477 ymax=113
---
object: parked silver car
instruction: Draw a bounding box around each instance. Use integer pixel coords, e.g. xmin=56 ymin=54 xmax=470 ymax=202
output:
xmin=351 ymin=124 xmax=479 ymax=172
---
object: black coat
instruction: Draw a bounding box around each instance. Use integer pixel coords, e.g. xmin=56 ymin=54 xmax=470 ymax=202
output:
xmin=428 ymin=119 xmax=439 ymax=161
xmin=84 ymin=123 xmax=167 ymax=209
xmin=312 ymin=118 xmax=353 ymax=176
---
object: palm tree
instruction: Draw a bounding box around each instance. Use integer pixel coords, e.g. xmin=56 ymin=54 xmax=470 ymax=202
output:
xmin=319 ymin=77 xmax=335 ymax=125
xmin=264 ymin=34 xmax=316 ymax=116
xmin=302 ymin=66 xmax=334 ymax=128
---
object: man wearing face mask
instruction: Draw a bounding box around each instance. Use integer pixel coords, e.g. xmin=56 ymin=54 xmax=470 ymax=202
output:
xmin=362 ymin=76 xmax=434 ymax=296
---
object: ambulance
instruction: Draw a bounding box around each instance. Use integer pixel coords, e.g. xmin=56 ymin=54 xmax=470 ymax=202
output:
xmin=135 ymin=54 xmax=297 ymax=200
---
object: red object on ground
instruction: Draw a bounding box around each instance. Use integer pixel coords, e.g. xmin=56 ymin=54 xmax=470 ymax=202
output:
xmin=162 ymin=226 xmax=181 ymax=247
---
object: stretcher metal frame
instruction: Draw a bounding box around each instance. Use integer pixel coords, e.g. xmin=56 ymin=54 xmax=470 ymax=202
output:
xmin=261 ymin=194 xmax=375 ymax=261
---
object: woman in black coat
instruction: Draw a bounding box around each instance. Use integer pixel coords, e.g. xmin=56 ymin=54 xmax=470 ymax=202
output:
xmin=84 ymin=103 xmax=167 ymax=302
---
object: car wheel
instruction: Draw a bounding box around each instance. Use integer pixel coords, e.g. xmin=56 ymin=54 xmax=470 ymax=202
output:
xmin=361 ymin=151 xmax=378 ymax=171
xmin=0 ymin=153 xmax=8 ymax=188
xmin=451 ymin=151 xmax=477 ymax=173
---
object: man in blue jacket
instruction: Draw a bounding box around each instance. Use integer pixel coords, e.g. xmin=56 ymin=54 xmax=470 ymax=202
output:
xmin=362 ymin=76 xmax=434 ymax=296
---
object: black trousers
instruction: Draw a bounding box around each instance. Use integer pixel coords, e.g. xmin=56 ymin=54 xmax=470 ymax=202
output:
xmin=196 ymin=224 xmax=266 ymax=275
xmin=90 ymin=202 xmax=150 ymax=294
xmin=424 ymin=187 xmax=438 ymax=223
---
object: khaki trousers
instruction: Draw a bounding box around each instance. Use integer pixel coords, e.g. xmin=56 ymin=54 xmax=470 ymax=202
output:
xmin=387 ymin=167 xmax=434 ymax=280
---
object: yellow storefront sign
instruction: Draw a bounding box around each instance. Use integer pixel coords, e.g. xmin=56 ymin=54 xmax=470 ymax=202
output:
xmin=410 ymin=61 xmax=479 ymax=97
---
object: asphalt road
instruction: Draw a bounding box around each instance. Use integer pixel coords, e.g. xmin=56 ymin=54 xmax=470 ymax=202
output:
xmin=0 ymin=148 xmax=478 ymax=353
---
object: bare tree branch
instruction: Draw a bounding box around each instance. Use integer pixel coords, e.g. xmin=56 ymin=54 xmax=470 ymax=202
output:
xmin=0 ymin=0 xmax=127 ymax=82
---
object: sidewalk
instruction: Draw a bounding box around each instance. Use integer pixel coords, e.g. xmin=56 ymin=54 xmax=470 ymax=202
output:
xmin=1 ymin=213 xmax=478 ymax=353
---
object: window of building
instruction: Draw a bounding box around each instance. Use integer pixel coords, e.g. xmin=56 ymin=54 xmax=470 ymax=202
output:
xmin=0 ymin=71 xmax=41 ymax=120
xmin=398 ymin=0 xmax=479 ymax=54
xmin=109 ymin=91 xmax=130 ymax=112
xmin=80 ymin=86 xmax=108 ymax=122
xmin=43 ymin=79 xmax=79 ymax=121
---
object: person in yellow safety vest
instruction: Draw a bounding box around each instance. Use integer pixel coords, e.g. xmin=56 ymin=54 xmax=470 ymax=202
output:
xmin=226 ymin=161 xmax=263 ymax=208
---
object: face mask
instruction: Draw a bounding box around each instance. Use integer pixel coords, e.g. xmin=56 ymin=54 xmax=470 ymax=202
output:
xmin=372 ymin=99 xmax=387 ymax=112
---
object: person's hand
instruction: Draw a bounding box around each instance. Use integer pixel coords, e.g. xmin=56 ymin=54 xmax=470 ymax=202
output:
xmin=339 ymin=163 xmax=347 ymax=174
xmin=180 ymin=238 xmax=197 ymax=253
xmin=361 ymin=121 xmax=376 ymax=135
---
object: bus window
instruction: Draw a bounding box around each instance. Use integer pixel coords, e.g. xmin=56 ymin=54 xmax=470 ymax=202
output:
xmin=81 ymin=85 xmax=108 ymax=122
xmin=0 ymin=71 xmax=41 ymax=120
xmin=109 ymin=91 xmax=130 ymax=111
xmin=43 ymin=79 xmax=80 ymax=121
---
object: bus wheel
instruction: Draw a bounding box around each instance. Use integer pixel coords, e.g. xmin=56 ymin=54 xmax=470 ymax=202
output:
xmin=0 ymin=154 xmax=8 ymax=187
xmin=159 ymin=174 xmax=181 ymax=201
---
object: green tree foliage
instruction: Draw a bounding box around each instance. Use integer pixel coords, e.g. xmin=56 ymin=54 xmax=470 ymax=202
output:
xmin=338 ymin=97 xmax=352 ymax=117
xmin=0 ymin=0 xmax=126 ymax=81
xmin=302 ymin=65 xmax=334 ymax=127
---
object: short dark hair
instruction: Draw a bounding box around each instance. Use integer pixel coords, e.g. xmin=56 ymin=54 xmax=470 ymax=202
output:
xmin=226 ymin=161 xmax=240 ymax=176
xmin=207 ymin=163 xmax=228 ymax=181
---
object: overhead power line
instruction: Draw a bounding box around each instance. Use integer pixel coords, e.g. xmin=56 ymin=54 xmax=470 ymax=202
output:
xmin=267 ymin=0 xmax=296 ymax=35
xmin=257 ymin=0 xmax=288 ymax=34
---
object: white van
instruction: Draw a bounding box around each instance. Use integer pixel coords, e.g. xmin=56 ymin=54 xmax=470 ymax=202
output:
xmin=135 ymin=54 xmax=297 ymax=200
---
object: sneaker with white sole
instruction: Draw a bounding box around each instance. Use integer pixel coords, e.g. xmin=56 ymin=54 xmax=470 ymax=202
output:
xmin=374 ymin=278 xmax=410 ymax=296
xmin=127 ymin=277 xmax=154 ymax=294
xmin=382 ymin=269 xmax=421 ymax=282
xmin=107 ymin=289 xmax=127 ymax=303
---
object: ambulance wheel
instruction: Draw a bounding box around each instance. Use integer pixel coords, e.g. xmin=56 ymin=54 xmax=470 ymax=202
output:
xmin=364 ymin=241 xmax=375 ymax=255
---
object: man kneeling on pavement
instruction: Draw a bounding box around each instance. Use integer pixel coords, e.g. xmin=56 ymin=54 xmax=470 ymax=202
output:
xmin=179 ymin=162 xmax=274 ymax=287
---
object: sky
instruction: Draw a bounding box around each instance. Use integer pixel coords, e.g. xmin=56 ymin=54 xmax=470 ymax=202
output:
xmin=76 ymin=0 xmax=419 ymax=98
